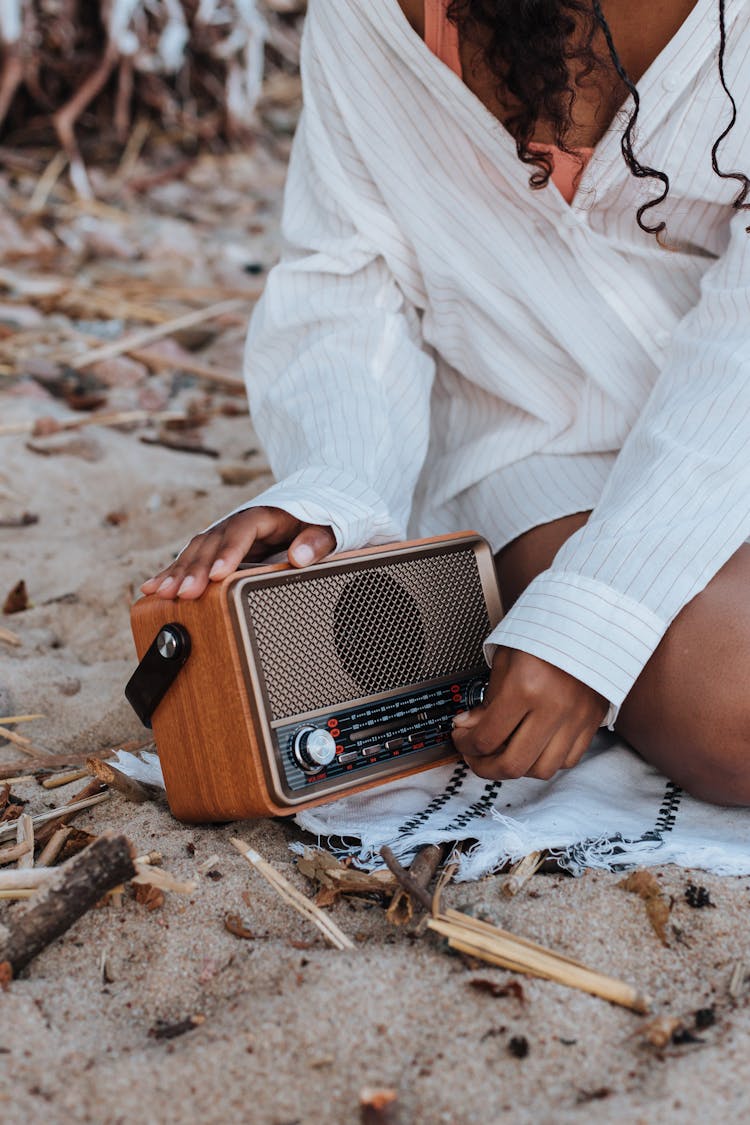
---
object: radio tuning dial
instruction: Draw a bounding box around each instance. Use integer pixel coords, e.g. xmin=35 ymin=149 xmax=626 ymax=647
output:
xmin=465 ymin=679 xmax=487 ymax=709
xmin=293 ymin=727 xmax=337 ymax=773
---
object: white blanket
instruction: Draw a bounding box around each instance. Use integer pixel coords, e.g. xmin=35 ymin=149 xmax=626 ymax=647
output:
xmin=114 ymin=735 xmax=750 ymax=880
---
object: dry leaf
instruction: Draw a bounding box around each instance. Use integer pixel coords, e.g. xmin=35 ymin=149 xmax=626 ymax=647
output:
xmin=618 ymin=869 xmax=672 ymax=945
xmin=3 ymin=580 xmax=29 ymax=615
xmin=148 ymin=1015 xmax=205 ymax=1041
xmin=134 ymin=882 xmax=165 ymax=911
xmin=224 ymin=913 xmax=256 ymax=940
xmin=297 ymin=847 xmax=397 ymax=903
xmin=469 ymin=978 xmax=526 ymax=1003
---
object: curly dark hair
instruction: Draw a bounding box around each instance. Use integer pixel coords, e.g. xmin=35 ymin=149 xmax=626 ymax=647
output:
xmin=446 ymin=0 xmax=750 ymax=238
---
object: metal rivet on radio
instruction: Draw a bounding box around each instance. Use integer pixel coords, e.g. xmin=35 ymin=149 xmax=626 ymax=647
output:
xmin=157 ymin=627 xmax=183 ymax=661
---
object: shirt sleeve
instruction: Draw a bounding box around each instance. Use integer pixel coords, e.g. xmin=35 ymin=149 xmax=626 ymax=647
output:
xmin=485 ymin=207 xmax=750 ymax=724
xmin=220 ymin=10 xmax=435 ymax=552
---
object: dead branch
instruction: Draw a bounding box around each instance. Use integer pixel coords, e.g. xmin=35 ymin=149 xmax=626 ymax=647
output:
xmin=386 ymin=843 xmax=447 ymax=926
xmin=0 ymin=833 xmax=136 ymax=975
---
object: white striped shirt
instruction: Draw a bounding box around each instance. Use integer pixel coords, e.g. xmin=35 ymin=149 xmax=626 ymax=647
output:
xmin=233 ymin=0 xmax=750 ymax=722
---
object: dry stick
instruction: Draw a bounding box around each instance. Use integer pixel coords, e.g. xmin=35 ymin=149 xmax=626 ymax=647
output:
xmin=0 ymin=625 xmax=21 ymax=647
xmin=0 ymin=740 xmax=148 ymax=781
xmin=26 ymin=150 xmax=68 ymax=214
xmin=0 ymin=408 xmax=185 ymax=438
xmin=231 ymin=838 xmax=355 ymax=951
xmin=0 ymin=833 xmax=136 ymax=975
xmin=435 ymin=910 xmax=650 ymax=1014
xmin=16 ymin=814 xmax=33 ymax=869
xmin=0 ymin=714 xmax=45 ymax=725
xmin=86 ymin=758 xmax=154 ymax=804
xmin=36 ymin=826 xmax=73 ymax=868
xmin=380 ymin=847 xmax=433 ymax=913
xmin=729 ymin=960 xmax=749 ymax=1000
xmin=67 ymin=298 xmax=244 ymax=371
xmin=0 ymin=840 xmax=32 ymax=866
xmin=0 ymin=776 xmax=35 ymax=787
xmin=131 ymin=864 xmax=196 ymax=895
xmin=0 ymin=889 xmax=33 ymax=901
xmin=0 ymin=792 xmax=109 ymax=844
xmin=41 ymin=769 xmax=89 ymax=790
xmin=502 ymin=850 xmax=547 ymax=898
xmin=0 ymin=725 xmax=50 ymax=756
xmin=386 ymin=843 xmax=447 ymax=926
xmin=128 ymin=346 xmax=246 ymax=392
xmin=0 ymin=869 xmax=54 ymax=891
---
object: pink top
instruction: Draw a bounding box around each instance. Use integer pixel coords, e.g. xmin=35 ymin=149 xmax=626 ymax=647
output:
xmin=424 ymin=0 xmax=593 ymax=204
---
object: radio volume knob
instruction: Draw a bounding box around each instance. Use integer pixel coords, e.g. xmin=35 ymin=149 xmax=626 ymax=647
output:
xmin=293 ymin=727 xmax=337 ymax=772
xmin=465 ymin=679 xmax=487 ymax=709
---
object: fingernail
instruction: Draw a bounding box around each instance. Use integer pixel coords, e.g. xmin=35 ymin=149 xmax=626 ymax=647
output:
xmin=452 ymin=711 xmax=471 ymax=727
xmin=177 ymin=576 xmax=195 ymax=596
xmin=292 ymin=544 xmax=314 ymax=566
xmin=157 ymin=577 xmax=175 ymax=593
xmin=209 ymin=559 xmax=225 ymax=578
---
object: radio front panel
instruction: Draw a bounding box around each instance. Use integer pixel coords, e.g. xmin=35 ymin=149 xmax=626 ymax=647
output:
xmin=274 ymin=670 xmax=489 ymax=797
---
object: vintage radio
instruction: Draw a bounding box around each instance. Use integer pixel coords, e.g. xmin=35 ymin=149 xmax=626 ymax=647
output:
xmin=126 ymin=532 xmax=502 ymax=822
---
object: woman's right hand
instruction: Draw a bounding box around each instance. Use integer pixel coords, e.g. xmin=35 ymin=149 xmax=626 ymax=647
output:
xmin=139 ymin=506 xmax=337 ymax=601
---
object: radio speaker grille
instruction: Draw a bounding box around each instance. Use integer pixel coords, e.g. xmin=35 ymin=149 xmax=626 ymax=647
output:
xmin=242 ymin=548 xmax=491 ymax=721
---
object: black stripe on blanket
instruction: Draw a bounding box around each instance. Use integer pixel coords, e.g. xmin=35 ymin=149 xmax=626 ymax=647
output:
xmin=397 ymin=763 xmax=469 ymax=837
xmin=558 ymin=778 xmax=684 ymax=870
xmin=441 ymin=780 xmax=504 ymax=835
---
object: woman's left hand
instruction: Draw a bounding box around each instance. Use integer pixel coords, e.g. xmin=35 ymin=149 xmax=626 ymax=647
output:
xmin=451 ymin=647 xmax=608 ymax=782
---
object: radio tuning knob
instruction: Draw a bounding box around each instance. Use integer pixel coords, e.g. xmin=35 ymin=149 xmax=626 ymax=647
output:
xmin=293 ymin=727 xmax=337 ymax=773
xmin=465 ymin=679 xmax=487 ymax=709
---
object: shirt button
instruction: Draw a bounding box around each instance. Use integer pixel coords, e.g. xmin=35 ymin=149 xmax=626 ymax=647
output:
xmin=661 ymin=74 xmax=679 ymax=92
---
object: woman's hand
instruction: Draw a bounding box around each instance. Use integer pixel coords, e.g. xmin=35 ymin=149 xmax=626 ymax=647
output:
xmin=140 ymin=506 xmax=336 ymax=600
xmin=451 ymin=647 xmax=608 ymax=782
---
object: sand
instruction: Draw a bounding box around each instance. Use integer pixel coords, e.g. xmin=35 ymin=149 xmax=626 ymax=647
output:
xmin=1 ymin=142 xmax=749 ymax=1125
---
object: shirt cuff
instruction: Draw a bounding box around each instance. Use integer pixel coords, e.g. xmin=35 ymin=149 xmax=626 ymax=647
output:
xmin=205 ymin=466 xmax=403 ymax=553
xmin=483 ymin=570 xmax=669 ymax=728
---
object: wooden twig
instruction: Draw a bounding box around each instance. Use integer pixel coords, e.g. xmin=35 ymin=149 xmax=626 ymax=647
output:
xmin=41 ymin=769 xmax=89 ymax=790
xmin=0 ymin=869 xmax=54 ymax=891
xmin=0 ymin=839 xmax=32 ymax=866
xmin=386 ymin=843 xmax=447 ymax=926
xmin=231 ymin=838 xmax=355 ymax=951
xmin=0 ymin=409 xmax=185 ymax=438
xmin=132 ymin=864 xmax=196 ymax=895
xmin=502 ymin=851 xmax=547 ymax=898
xmin=0 ymin=740 xmax=149 ymax=781
xmin=0 ymin=776 xmax=35 ymax=786
xmin=16 ymin=813 xmax=33 ymax=869
xmin=0 ymin=714 xmax=45 ymax=725
xmin=729 ymin=960 xmax=749 ymax=1000
xmin=0 ymin=792 xmax=109 ymax=844
xmin=0 ymin=625 xmax=21 ymax=647
xmin=36 ymin=826 xmax=73 ymax=868
xmin=429 ymin=910 xmax=650 ymax=1014
xmin=67 ymin=298 xmax=244 ymax=371
xmin=0 ymin=889 xmax=34 ymax=901
xmin=380 ymin=847 xmax=433 ymax=913
xmin=0 ymin=833 xmax=137 ymax=975
xmin=86 ymin=758 xmax=154 ymax=804
xmin=0 ymin=725 xmax=50 ymax=755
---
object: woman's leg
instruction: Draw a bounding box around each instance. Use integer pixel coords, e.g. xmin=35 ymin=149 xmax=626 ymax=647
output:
xmin=494 ymin=515 xmax=750 ymax=805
